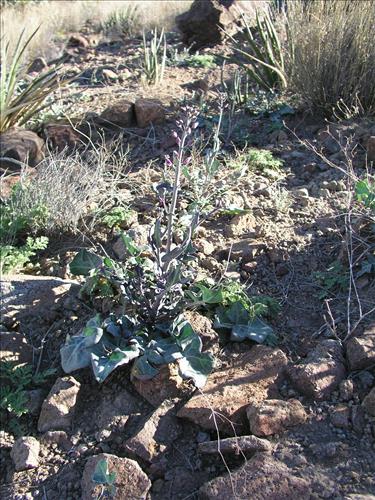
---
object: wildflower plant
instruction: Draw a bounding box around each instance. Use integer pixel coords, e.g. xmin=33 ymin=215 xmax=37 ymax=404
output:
xmin=61 ymin=107 xmax=215 ymax=388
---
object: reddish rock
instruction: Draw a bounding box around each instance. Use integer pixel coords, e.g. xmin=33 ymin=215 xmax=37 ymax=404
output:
xmin=287 ymin=340 xmax=346 ymax=400
xmin=44 ymin=123 xmax=82 ymax=152
xmin=199 ymin=452 xmax=311 ymax=499
xmin=224 ymin=212 xmax=258 ymax=238
xmin=38 ymin=376 xmax=80 ymax=432
xmin=362 ymin=387 xmax=375 ymax=417
xmin=81 ymin=453 xmax=151 ymax=500
xmin=132 ymin=363 xmax=189 ymax=407
xmin=100 ymin=100 xmax=135 ymax=127
xmin=134 ymin=98 xmax=165 ymax=128
xmin=346 ymin=327 xmax=375 ymax=371
xmin=177 ymin=346 xmax=288 ymax=435
xmin=0 ymin=128 xmax=44 ymax=171
xmin=247 ymin=399 xmax=307 ymax=437
xmin=176 ymin=0 xmax=266 ymax=49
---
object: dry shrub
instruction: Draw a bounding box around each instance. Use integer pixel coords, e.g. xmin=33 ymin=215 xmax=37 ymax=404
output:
xmin=285 ymin=0 xmax=375 ymax=117
xmin=0 ymin=0 xmax=192 ymax=61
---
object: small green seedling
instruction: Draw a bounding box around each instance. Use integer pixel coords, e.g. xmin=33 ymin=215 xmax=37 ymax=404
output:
xmin=92 ymin=459 xmax=116 ymax=499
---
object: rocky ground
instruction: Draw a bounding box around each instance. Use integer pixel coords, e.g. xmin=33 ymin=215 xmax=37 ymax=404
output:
xmin=1 ymin=16 xmax=375 ymax=500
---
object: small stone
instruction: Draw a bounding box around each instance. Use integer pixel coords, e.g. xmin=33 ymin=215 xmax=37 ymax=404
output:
xmin=294 ymin=188 xmax=309 ymax=198
xmin=11 ymin=437 xmax=40 ymax=471
xmin=346 ymin=328 xmax=375 ymax=370
xmin=38 ymin=376 xmax=80 ymax=432
xmin=27 ymin=57 xmax=48 ymax=74
xmin=247 ymin=399 xmax=307 ymax=436
xmin=102 ymin=68 xmax=118 ymax=80
xmin=198 ymin=435 xmax=272 ymax=455
xmin=81 ymin=453 xmax=151 ymax=500
xmin=362 ymin=387 xmax=375 ymax=417
xmin=330 ymin=405 xmax=351 ymax=428
xmin=134 ymin=98 xmax=165 ymax=128
xmin=67 ymin=34 xmax=89 ymax=49
xmin=339 ymin=379 xmax=354 ymax=402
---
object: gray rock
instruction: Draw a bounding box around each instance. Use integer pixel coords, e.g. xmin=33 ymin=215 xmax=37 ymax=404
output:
xmin=11 ymin=436 xmax=40 ymax=471
xmin=38 ymin=376 xmax=80 ymax=432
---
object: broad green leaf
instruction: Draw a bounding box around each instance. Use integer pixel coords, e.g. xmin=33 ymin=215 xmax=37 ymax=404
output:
xmin=92 ymin=459 xmax=110 ymax=484
xmin=230 ymin=318 xmax=275 ymax=343
xmin=69 ymin=249 xmax=102 ymax=276
xmin=60 ymin=333 xmax=101 ymax=373
xmin=91 ymin=344 xmax=140 ymax=383
xmin=178 ymin=351 xmax=214 ymax=388
xmin=131 ymin=356 xmax=159 ymax=380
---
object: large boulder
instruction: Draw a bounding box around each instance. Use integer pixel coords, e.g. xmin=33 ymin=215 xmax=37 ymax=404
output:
xmin=177 ymin=346 xmax=287 ymax=435
xmin=0 ymin=128 xmax=44 ymax=171
xmin=199 ymin=452 xmax=311 ymax=499
xmin=176 ymin=0 xmax=266 ymax=50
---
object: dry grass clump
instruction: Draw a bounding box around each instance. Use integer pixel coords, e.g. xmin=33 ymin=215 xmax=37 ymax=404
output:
xmin=285 ymin=0 xmax=375 ymax=116
xmin=0 ymin=0 xmax=192 ymax=61
xmin=1 ymin=140 xmax=131 ymax=236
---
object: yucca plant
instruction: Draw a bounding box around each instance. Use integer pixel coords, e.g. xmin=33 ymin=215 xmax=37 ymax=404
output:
xmin=0 ymin=27 xmax=67 ymax=133
xmin=227 ymin=9 xmax=287 ymax=92
xmin=102 ymin=5 xmax=140 ymax=38
xmin=142 ymin=28 xmax=167 ymax=85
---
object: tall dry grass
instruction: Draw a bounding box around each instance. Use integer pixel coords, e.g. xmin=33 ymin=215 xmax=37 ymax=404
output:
xmin=285 ymin=0 xmax=375 ymax=116
xmin=0 ymin=0 xmax=192 ymax=61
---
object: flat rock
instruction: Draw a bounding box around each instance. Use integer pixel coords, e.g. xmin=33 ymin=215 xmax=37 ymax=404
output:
xmin=10 ymin=436 xmax=40 ymax=471
xmin=132 ymin=363 xmax=189 ymax=407
xmin=134 ymin=98 xmax=165 ymax=128
xmin=247 ymin=399 xmax=307 ymax=436
xmin=1 ymin=274 xmax=77 ymax=327
xmin=287 ymin=340 xmax=346 ymax=400
xmin=124 ymin=403 xmax=181 ymax=462
xmin=198 ymin=435 xmax=272 ymax=455
xmin=177 ymin=346 xmax=288 ymax=435
xmin=199 ymin=452 xmax=311 ymax=499
xmin=81 ymin=453 xmax=151 ymax=500
xmin=346 ymin=327 xmax=375 ymax=371
xmin=38 ymin=376 xmax=80 ymax=432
